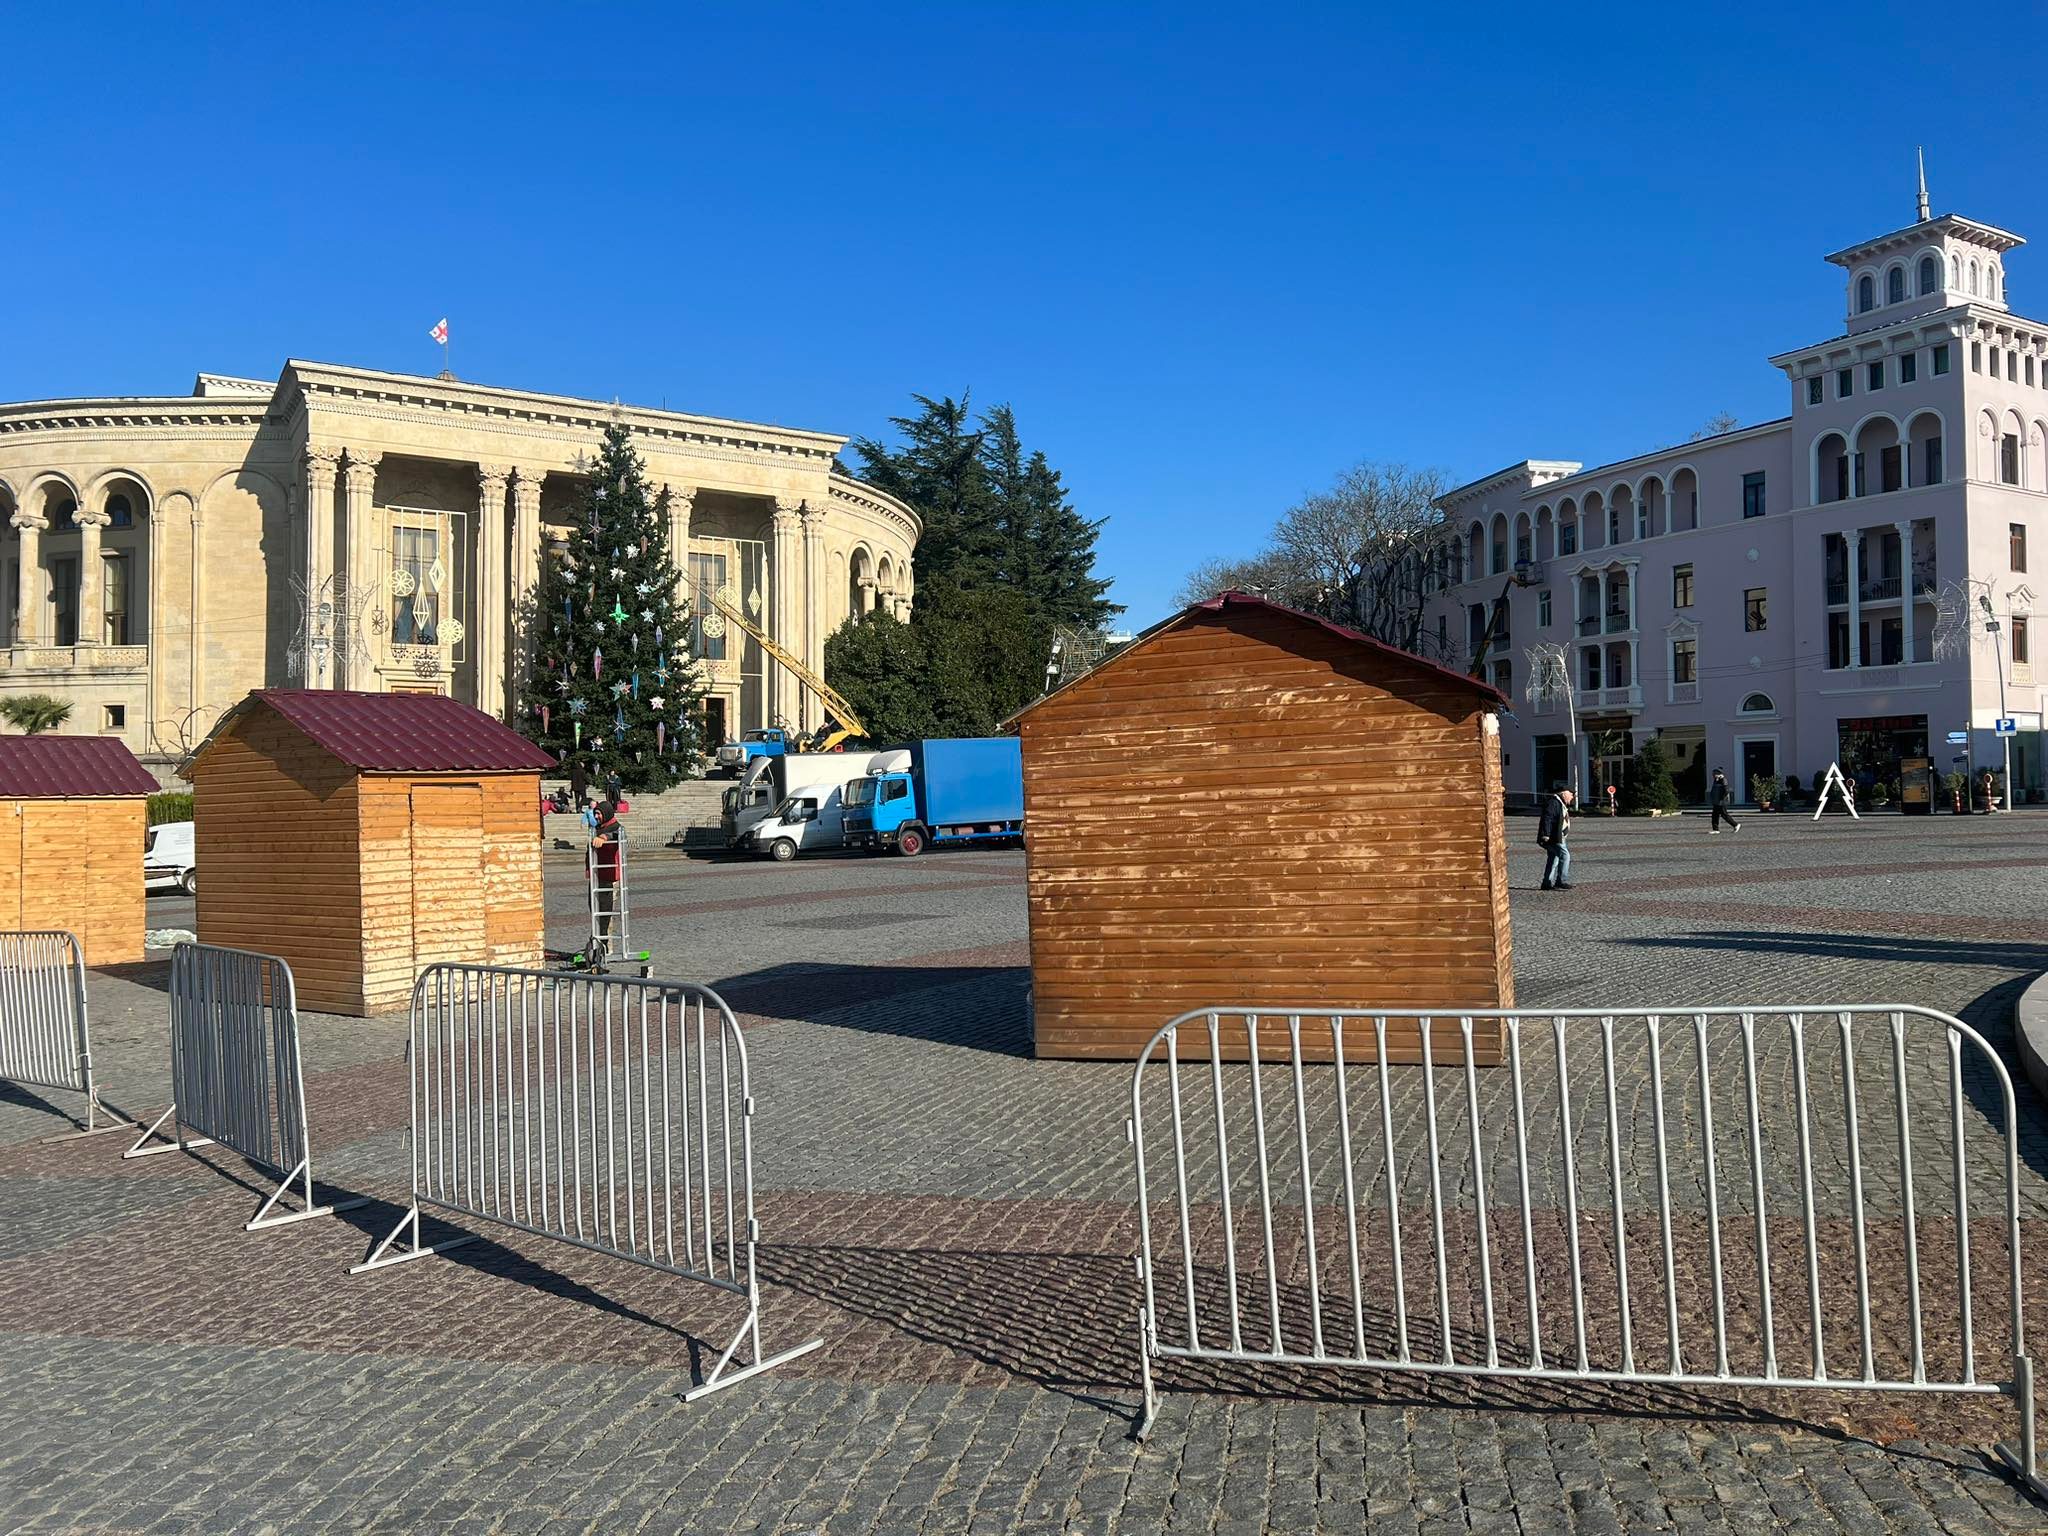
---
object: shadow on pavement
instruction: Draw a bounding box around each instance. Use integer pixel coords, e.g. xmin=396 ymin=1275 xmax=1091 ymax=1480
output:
xmin=712 ymin=961 xmax=1031 ymax=1055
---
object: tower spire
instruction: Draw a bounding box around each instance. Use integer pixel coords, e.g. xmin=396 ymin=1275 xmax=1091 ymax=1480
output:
xmin=1916 ymin=146 xmax=1930 ymax=222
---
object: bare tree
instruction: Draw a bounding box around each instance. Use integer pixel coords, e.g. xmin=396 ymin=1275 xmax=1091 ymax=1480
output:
xmin=1170 ymin=550 xmax=1310 ymax=610
xmin=1271 ymin=461 xmax=1448 ymax=648
xmin=1688 ymin=411 xmax=1741 ymax=441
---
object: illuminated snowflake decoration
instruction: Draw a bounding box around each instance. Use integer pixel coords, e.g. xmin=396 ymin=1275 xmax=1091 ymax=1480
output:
xmin=389 ymin=568 xmax=418 ymax=598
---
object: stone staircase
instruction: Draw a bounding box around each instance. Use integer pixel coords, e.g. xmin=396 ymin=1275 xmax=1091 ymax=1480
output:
xmin=542 ymin=778 xmax=729 ymax=850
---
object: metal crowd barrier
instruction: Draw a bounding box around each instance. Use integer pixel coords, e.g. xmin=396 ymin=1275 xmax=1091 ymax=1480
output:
xmin=126 ymin=943 xmax=367 ymax=1231
xmin=1130 ymin=1005 xmax=2041 ymax=1500
xmin=0 ymin=929 xmax=128 ymax=1140
xmin=353 ymin=963 xmax=822 ymax=1401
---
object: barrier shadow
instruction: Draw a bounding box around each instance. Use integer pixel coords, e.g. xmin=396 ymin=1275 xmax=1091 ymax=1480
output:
xmin=755 ymin=1240 xmax=2013 ymax=1467
xmin=710 ymin=962 xmax=1031 ymax=1056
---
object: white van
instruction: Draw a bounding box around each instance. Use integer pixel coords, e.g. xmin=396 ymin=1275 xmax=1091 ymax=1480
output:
xmin=144 ymin=821 xmax=197 ymax=895
xmin=743 ymin=784 xmax=851 ymax=861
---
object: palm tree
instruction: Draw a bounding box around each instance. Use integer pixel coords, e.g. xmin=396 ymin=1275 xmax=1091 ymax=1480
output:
xmin=0 ymin=694 xmax=74 ymax=734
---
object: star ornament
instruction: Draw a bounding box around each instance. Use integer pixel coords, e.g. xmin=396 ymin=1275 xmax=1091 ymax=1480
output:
xmin=650 ymin=695 xmax=666 ymax=711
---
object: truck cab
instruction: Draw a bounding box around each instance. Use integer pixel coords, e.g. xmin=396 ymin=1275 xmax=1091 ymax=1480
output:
xmin=843 ymin=773 xmax=918 ymax=849
xmin=843 ymin=737 xmax=1023 ymax=856
xmin=713 ymin=727 xmax=792 ymax=778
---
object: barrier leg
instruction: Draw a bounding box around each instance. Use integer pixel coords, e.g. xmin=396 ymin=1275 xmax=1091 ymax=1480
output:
xmin=350 ymin=1203 xmax=475 ymax=1274
xmin=40 ymin=1090 xmax=138 ymax=1144
xmin=1997 ymin=1354 xmax=2048 ymax=1501
xmin=122 ymin=1104 xmax=214 ymax=1160
xmin=245 ymin=1157 xmax=371 ymax=1233
xmin=680 ymin=1305 xmax=825 ymax=1402
xmin=1133 ymin=1308 xmax=1159 ymax=1442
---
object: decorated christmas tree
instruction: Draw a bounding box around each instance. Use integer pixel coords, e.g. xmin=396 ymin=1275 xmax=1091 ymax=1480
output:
xmin=520 ymin=420 xmax=707 ymax=793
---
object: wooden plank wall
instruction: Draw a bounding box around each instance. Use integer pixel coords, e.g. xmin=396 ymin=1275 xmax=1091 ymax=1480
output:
xmin=1 ymin=798 xmax=147 ymax=966
xmin=192 ymin=711 xmax=365 ymax=1014
xmin=358 ymin=772 xmax=542 ymax=1017
xmin=1021 ymin=605 xmax=1513 ymax=1062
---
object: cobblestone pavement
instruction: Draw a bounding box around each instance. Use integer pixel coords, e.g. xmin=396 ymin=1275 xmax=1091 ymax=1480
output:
xmin=2 ymin=813 xmax=2045 ymax=1532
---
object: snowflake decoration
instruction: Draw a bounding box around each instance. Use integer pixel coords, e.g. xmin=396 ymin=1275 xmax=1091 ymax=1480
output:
xmin=610 ymin=565 xmax=625 ymax=580
xmin=611 ymin=681 xmax=629 ymax=697
xmin=702 ymin=613 xmax=726 ymax=640
xmin=650 ymin=695 xmax=666 ymax=711
xmin=440 ymin=618 xmax=466 ymax=648
xmin=569 ymin=698 xmax=588 ymax=716
xmin=639 ymin=608 xmax=654 ymax=622
xmin=427 ymin=556 xmax=447 ymax=594
xmin=636 ymin=580 xmax=654 ymax=596
xmin=390 ymin=568 xmax=418 ymax=598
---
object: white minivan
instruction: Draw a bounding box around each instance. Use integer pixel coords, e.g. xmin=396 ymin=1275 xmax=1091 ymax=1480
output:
xmin=744 ymin=786 xmax=849 ymax=861
xmin=144 ymin=821 xmax=197 ymax=895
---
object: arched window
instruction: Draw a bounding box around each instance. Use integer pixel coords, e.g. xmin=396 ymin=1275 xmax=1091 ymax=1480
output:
xmin=1992 ymin=265 xmax=2003 ymax=300
xmin=1740 ymin=692 xmax=1774 ymax=715
xmin=1887 ymin=266 xmax=1905 ymax=305
xmin=1857 ymin=274 xmax=1875 ymax=312
xmin=1969 ymin=260 xmax=1979 ymax=296
xmin=1951 ymin=254 xmax=1962 ymax=287
xmin=1919 ymin=254 xmax=1939 ymax=295
xmin=106 ymin=493 xmax=134 ymax=529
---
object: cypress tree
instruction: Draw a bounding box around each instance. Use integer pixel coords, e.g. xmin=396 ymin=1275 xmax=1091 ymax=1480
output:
xmin=519 ymin=421 xmax=707 ymax=793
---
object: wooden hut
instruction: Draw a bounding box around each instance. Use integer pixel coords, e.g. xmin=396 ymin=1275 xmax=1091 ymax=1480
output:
xmin=1010 ymin=591 xmax=1514 ymax=1063
xmin=0 ymin=735 xmax=158 ymax=966
xmin=184 ymin=690 xmax=555 ymax=1017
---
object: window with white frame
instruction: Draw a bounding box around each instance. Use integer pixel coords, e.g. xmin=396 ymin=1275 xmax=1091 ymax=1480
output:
xmin=1671 ymin=636 xmax=1697 ymax=685
xmin=387 ymin=509 xmax=469 ymax=658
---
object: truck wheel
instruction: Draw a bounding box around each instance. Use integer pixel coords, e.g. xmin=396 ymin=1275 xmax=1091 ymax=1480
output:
xmin=180 ymin=870 xmax=198 ymax=896
xmin=898 ymin=827 xmax=926 ymax=857
xmin=770 ymin=838 xmax=797 ymax=862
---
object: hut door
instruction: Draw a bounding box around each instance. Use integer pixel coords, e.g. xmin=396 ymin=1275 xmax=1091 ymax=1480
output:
xmin=410 ymin=784 xmax=485 ymax=970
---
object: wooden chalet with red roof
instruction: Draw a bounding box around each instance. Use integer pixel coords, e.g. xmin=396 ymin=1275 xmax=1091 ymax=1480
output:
xmin=183 ymin=690 xmax=555 ymax=1016
xmin=0 ymin=734 xmax=159 ymax=966
xmin=1009 ymin=591 xmax=1514 ymax=1063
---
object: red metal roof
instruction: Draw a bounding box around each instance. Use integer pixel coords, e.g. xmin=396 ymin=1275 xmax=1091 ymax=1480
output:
xmin=1189 ymin=591 xmax=1509 ymax=705
xmin=1009 ymin=589 xmax=1506 ymax=725
xmin=0 ymin=735 xmax=161 ymax=798
xmin=237 ymin=690 xmax=558 ymax=774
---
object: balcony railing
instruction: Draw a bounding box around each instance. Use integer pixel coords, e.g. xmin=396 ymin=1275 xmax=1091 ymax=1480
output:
xmin=1576 ymin=616 xmax=1601 ymax=636
xmin=0 ymin=643 xmax=148 ymax=674
xmin=1911 ymin=564 xmax=1937 ymax=595
xmin=1668 ymin=681 xmax=1700 ymax=705
xmin=1826 ymin=578 xmax=1847 ymax=605
xmin=1585 ymin=684 xmax=1643 ymax=710
xmin=1604 ymin=611 xmax=1632 ymax=634
xmin=1861 ymin=575 xmax=1902 ymax=602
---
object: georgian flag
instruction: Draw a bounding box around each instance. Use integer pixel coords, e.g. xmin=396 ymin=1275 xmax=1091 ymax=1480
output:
xmin=428 ymin=317 xmax=449 ymax=344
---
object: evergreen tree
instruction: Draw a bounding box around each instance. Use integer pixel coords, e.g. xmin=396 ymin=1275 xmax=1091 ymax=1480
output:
xmin=851 ymin=393 xmax=1000 ymax=592
xmin=1620 ymin=737 xmax=1680 ymax=815
xmin=519 ymin=421 xmax=707 ymax=793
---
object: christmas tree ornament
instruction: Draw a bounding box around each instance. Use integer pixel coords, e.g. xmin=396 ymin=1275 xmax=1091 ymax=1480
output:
xmin=611 ymin=597 xmax=628 ymax=624
xmin=655 ymin=664 xmax=669 ymax=684
xmin=611 ymin=680 xmax=628 ymax=697
xmin=640 ymin=608 xmax=654 ymax=622
xmin=569 ymin=697 xmax=588 ymax=716
xmin=655 ymin=721 xmax=665 ymax=754
xmin=574 ymin=721 xmax=582 ymax=746
xmin=650 ymin=695 xmax=666 ymax=711
xmin=541 ymin=704 xmax=550 ymax=734
xmin=631 ymin=672 xmax=641 ymax=698
xmin=614 ymin=705 xmax=626 ymax=733
xmin=593 ymin=647 xmax=603 ymax=679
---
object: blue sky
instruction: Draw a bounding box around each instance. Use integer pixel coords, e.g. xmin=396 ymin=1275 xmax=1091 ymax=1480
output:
xmin=6 ymin=4 xmax=2048 ymax=627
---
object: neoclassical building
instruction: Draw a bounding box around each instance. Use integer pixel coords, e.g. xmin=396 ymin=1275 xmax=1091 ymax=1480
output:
xmin=0 ymin=361 xmax=919 ymax=763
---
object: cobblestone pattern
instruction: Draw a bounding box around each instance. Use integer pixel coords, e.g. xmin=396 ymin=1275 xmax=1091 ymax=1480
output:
xmin=0 ymin=814 xmax=2043 ymax=1531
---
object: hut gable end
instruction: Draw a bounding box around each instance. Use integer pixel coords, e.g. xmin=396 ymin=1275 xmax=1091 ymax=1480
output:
xmin=1017 ymin=593 xmax=1513 ymax=1063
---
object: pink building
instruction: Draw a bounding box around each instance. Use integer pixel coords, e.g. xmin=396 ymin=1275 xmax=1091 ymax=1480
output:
xmin=1427 ymin=177 xmax=2043 ymax=806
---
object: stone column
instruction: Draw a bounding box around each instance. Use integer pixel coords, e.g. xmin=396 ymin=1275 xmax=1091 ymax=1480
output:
xmin=76 ymin=508 xmax=108 ymax=647
xmin=11 ymin=509 xmax=45 ymax=646
xmin=1895 ymin=519 xmax=1916 ymax=664
xmin=770 ymin=498 xmax=803 ymax=729
xmin=477 ymin=465 xmax=510 ymax=717
xmin=666 ymin=484 xmax=695 ymax=607
xmin=1847 ymin=527 xmax=1864 ymax=668
xmin=858 ymin=575 xmax=877 ymax=615
xmin=302 ymin=447 xmax=342 ymax=681
xmin=339 ymin=452 xmax=381 ymax=690
xmin=509 ymin=467 xmax=544 ymax=697
xmin=800 ymin=500 xmax=827 ymax=701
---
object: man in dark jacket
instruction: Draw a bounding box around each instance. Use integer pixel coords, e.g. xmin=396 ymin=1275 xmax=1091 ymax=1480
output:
xmin=567 ymin=755 xmax=590 ymax=811
xmin=1537 ymin=785 xmax=1575 ymax=891
xmin=1709 ymin=767 xmax=1741 ymax=834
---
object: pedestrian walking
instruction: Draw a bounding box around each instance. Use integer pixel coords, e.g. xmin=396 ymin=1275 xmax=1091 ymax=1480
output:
xmin=1708 ymin=767 xmax=1742 ymax=834
xmin=567 ymin=754 xmax=590 ymax=811
xmin=604 ymin=767 xmax=624 ymax=806
xmin=1537 ymin=785 xmax=1575 ymax=891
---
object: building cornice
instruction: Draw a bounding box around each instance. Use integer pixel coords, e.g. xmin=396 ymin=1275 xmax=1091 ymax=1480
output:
xmin=1824 ymin=213 xmax=2025 ymax=267
xmin=0 ymin=395 xmax=272 ymax=442
xmin=1437 ymin=459 xmax=1582 ymax=508
xmin=1524 ymin=420 xmax=1793 ymax=502
xmin=1767 ymin=305 xmax=2039 ymax=372
xmin=827 ymin=471 xmax=922 ymax=544
xmin=279 ymin=360 xmax=848 ymax=469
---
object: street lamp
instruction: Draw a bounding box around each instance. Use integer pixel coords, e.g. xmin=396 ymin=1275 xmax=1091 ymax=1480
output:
xmin=1979 ymin=594 xmax=2013 ymax=811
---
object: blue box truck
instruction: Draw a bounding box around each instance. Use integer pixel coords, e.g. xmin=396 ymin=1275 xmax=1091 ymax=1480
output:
xmin=843 ymin=737 xmax=1024 ymax=856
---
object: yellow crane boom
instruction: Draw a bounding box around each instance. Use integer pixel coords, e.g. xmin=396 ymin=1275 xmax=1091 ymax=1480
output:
xmin=691 ymin=578 xmax=869 ymax=751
